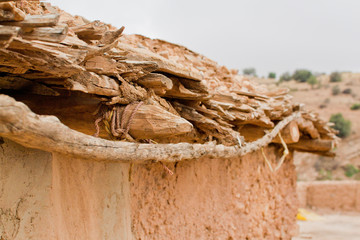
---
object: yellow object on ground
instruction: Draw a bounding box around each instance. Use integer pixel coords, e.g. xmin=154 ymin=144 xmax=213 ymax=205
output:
xmin=297 ymin=208 xmax=323 ymax=221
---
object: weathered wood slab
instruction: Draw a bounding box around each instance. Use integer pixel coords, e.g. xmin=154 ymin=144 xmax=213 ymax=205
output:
xmin=123 ymin=104 xmax=194 ymax=139
xmin=20 ymin=24 xmax=68 ymax=43
xmin=0 ymin=25 xmax=19 ymax=48
xmin=288 ymin=139 xmax=334 ymax=152
xmin=240 ymin=121 xmax=300 ymax=144
xmin=136 ymin=73 xmax=173 ymax=95
xmin=117 ymin=42 xmax=204 ymax=82
xmin=117 ymin=60 xmax=158 ymax=81
xmin=6 ymin=37 xmax=84 ymax=77
xmin=85 ymin=56 xmax=118 ymax=75
xmin=0 ymin=14 xmax=59 ymax=27
xmin=72 ymin=20 xmax=108 ymax=41
xmin=162 ymin=77 xmax=208 ymax=100
xmin=65 ymin=71 xmax=121 ymax=97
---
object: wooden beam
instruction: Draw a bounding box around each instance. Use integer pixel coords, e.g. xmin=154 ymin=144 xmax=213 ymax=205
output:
xmin=239 ymin=121 xmax=300 ymax=144
xmin=288 ymin=139 xmax=334 ymax=152
xmin=0 ymin=94 xmax=305 ymax=163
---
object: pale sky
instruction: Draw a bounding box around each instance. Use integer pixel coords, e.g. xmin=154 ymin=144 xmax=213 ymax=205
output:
xmin=51 ymin=0 xmax=360 ymax=77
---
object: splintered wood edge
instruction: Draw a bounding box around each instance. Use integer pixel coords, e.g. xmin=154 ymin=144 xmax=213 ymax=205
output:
xmin=0 ymin=94 xmax=330 ymax=163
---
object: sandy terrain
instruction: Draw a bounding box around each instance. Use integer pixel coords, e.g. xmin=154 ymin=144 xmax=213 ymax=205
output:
xmin=294 ymin=212 xmax=360 ymax=240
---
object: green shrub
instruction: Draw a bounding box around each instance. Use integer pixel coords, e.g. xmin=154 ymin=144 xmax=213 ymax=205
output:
xmin=329 ymin=113 xmax=351 ymax=138
xmin=332 ymin=85 xmax=340 ymax=95
xmin=343 ymin=164 xmax=359 ymax=178
xmin=330 ymin=72 xmax=342 ymax=82
xmin=243 ymin=68 xmax=257 ymax=77
xmin=268 ymin=72 xmax=276 ymax=79
xmin=292 ymin=69 xmax=313 ymax=82
xmin=317 ymin=169 xmax=333 ymax=181
xmin=351 ymin=103 xmax=360 ymax=110
xmin=279 ymin=72 xmax=292 ymax=82
xmin=342 ymin=88 xmax=352 ymax=94
xmin=306 ymin=75 xmax=318 ymax=88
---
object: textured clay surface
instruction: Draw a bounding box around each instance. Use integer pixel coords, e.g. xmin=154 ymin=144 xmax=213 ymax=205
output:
xmin=298 ymin=181 xmax=360 ymax=212
xmin=130 ymin=146 xmax=299 ymax=240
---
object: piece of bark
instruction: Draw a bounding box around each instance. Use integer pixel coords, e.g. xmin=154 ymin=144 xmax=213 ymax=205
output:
xmin=72 ymin=20 xmax=108 ymax=42
xmin=0 ymin=2 xmax=25 ymax=21
xmin=0 ymin=25 xmax=19 ymax=48
xmin=240 ymin=121 xmax=300 ymax=144
xmin=117 ymin=60 xmax=158 ymax=81
xmin=0 ymin=95 xmax=306 ymax=162
xmin=0 ymin=14 xmax=59 ymax=27
xmin=117 ymin=42 xmax=204 ymax=82
xmin=136 ymin=73 xmax=173 ymax=95
xmin=19 ymin=24 xmax=68 ymax=43
xmin=0 ymin=75 xmax=59 ymax=96
xmin=85 ymin=56 xmax=118 ymax=75
xmin=65 ymin=71 xmax=121 ymax=97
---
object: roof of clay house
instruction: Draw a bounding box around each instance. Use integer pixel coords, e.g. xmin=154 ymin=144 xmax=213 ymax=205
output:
xmin=0 ymin=1 xmax=338 ymax=162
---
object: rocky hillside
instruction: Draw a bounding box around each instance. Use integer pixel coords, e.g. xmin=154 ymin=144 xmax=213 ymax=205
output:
xmin=257 ymin=73 xmax=360 ymax=181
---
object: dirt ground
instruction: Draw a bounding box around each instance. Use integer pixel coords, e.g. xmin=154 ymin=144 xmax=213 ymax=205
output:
xmin=294 ymin=212 xmax=360 ymax=240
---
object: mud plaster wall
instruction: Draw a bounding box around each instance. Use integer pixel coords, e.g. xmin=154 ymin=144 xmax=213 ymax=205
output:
xmin=0 ymin=138 xmax=299 ymax=240
xmin=0 ymin=139 xmax=132 ymax=240
xmin=130 ymin=146 xmax=299 ymax=240
xmin=0 ymin=138 xmax=54 ymax=239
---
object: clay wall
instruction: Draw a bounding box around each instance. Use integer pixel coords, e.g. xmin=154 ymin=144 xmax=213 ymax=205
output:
xmin=0 ymin=138 xmax=299 ymax=239
xmin=130 ymin=146 xmax=299 ymax=239
xmin=297 ymin=181 xmax=360 ymax=212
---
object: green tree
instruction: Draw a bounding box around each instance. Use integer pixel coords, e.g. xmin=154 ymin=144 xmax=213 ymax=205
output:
xmin=330 ymin=72 xmax=342 ymax=82
xmin=243 ymin=68 xmax=257 ymax=77
xmin=292 ymin=69 xmax=313 ymax=82
xmin=306 ymin=75 xmax=318 ymax=89
xmin=329 ymin=113 xmax=351 ymax=138
xmin=279 ymin=72 xmax=292 ymax=82
xmin=268 ymin=72 xmax=276 ymax=79
xmin=350 ymin=103 xmax=360 ymax=110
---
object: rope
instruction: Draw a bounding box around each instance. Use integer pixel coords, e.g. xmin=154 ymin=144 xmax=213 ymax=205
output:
xmin=94 ymin=101 xmax=143 ymax=140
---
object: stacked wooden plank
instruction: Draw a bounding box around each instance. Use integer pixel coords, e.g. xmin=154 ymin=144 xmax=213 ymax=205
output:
xmin=0 ymin=1 xmax=338 ymax=155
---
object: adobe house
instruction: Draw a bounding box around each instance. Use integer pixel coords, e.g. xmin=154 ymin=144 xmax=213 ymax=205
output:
xmin=0 ymin=1 xmax=337 ymax=239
